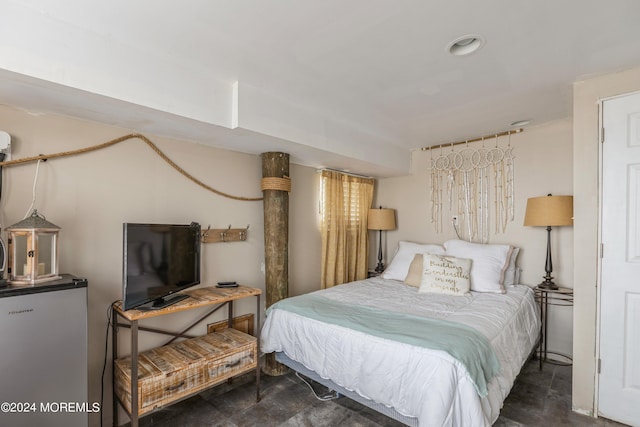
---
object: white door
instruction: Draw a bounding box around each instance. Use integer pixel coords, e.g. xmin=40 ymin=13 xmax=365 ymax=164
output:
xmin=599 ymin=92 xmax=640 ymax=426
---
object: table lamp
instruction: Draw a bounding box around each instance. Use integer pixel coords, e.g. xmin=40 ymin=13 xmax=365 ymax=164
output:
xmin=524 ymin=194 xmax=573 ymax=289
xmin=368 ymin=207 xmax=396 ymax=273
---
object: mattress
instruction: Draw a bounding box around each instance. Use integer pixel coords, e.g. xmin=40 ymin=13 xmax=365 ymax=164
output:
xmin=260 ymin=277 xmax=540 ymax=427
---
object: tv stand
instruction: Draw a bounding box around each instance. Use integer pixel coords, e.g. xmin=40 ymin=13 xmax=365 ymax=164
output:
xmin=112 ymin=285 xmax=261 ymax=427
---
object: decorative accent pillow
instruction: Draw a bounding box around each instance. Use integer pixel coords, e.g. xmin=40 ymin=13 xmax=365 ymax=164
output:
xmin=443 ymin=239 xmax=513 ymax=293
xmin=382 ymin=241 xmax=445 ymax=281
xmin=403 ymin=254 xmax=423 ymax=287
xmin=418 ymin=253 xmax=472 ymax=296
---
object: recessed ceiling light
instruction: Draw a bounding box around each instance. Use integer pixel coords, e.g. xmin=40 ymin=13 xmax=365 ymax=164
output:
xmin=510 ymin=119 xmax=531 ymax=127
xmin=447 ymin=35 xmax=485 ymax=56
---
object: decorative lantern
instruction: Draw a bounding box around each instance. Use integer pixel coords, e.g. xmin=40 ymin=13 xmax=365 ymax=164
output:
xmin=6 ymin=209 xmax=61 ymax=285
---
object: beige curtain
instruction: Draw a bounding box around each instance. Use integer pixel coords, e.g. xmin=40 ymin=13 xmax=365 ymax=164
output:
xmin=320 ymin=170 xmax=375 ymax=288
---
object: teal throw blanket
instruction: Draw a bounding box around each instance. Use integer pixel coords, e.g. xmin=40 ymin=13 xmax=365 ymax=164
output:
xmin=268 ymin=293 xmax=501 ymax=396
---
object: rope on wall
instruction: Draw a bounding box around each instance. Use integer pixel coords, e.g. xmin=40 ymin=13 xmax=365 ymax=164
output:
xmin=0 ymin=133 xmax=264 ymax=202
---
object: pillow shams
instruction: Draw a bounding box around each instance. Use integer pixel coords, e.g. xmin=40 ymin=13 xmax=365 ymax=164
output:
xmin=444 ymin=239 xmax=512 ymax=293
xmin=503 ymin=247 xmax=520 ymax=286
xmin=382 ymin=241 xmax=445 ymax=281
xmin=418 ymin=253 xmax=471 ymax=296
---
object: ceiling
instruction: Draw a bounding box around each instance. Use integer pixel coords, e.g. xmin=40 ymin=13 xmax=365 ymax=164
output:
xmin=1 ymin=0 xmax=640 ymax=177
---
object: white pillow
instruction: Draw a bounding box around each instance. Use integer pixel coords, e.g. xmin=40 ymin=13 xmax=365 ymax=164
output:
xmin=443 ymin=239 xmax=513 ymax=293
xmin=418 ymin=253 xmax=472 ymax=296
xmin=503 ymin=247 xmax=520 ymax=286
xmin=381 ymin=241 xmax=445 ymax=281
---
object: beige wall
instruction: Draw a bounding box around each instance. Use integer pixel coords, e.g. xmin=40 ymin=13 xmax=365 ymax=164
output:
xmin=572 ymin=66 xmax=640 ymax=416
xmin=0 ymin=104 xmax=320 ymax=426
xmin=375 ymin=118 xmax=575 ymax=357
xmin=289 ymin=167 xmax=322 ymax=295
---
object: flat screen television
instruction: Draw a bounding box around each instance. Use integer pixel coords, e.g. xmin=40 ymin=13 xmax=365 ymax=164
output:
xmin=122 ymin=222 xmax=201 ymax=310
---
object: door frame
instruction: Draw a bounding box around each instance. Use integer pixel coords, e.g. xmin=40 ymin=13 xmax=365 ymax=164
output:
xmin=594 ymin=97 xmax=603 ymax=417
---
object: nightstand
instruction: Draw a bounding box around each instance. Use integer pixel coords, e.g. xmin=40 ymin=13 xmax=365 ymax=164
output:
xmin=367 ymin=270 xmax=382 ymax=278
xmin=534 ymin=285 xmax=573 ymax=369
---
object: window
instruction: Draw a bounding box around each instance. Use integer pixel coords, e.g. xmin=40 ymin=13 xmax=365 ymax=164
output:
xmin=319 ymin=170 xmax=374 ymax=288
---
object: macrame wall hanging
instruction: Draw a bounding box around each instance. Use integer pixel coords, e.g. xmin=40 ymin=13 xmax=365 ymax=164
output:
xmin=424 ymin=129 xmax=521 ymax=243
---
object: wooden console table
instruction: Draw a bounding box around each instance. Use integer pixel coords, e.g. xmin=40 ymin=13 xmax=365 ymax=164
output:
xmin=111 ymin=285 xmax=261 ymax=427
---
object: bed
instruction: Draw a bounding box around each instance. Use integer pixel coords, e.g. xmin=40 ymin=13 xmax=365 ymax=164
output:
xmin=260 ymin=240 xmax=541 ymax=427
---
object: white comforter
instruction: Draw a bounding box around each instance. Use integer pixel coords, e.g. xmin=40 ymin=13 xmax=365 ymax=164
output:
xmin=260 ymin=278 xmax=540 ymax=427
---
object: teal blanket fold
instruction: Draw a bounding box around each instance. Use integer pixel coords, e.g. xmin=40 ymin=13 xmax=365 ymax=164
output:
xmin=267 ymin=293 xmax=501 ymax=396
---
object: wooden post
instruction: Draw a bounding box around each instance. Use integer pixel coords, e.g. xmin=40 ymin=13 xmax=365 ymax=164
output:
xmin=261 ymin=152 xmax=290 ymax=376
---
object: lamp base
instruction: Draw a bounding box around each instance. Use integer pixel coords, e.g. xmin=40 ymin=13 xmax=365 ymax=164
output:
xmin=375 ymin=229 xmax=385 ymax=273
xmin=538 ymin=225 xmax=558 ymax=290
xmin=538 ymin=276 xmax=558 ymax=290
xmin=374 ymin=262 xmax=385 ymax=273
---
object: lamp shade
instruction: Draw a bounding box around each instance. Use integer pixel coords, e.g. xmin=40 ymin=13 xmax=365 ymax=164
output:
xmin=368 ymin=208 xmax=396 ymax=230
xmin=524 ymin=195 xmax=573 ymax=227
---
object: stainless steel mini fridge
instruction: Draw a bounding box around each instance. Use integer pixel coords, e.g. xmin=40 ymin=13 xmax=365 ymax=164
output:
xmin=0 ymin=275 xmax=88 ymax=427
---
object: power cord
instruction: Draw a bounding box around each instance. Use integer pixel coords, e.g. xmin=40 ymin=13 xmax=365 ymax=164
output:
xmin=100 ymin=300 xmax=119 ymax=427
xmin=452 ymin=217 xmax=462 ymax=240
xmin=295 ymin=372 xmax=340 ymax=401
xmin=23 ymin=159 xmax=42 ymax=218
xmin=0 ymin=152 xmax=5 ymax=202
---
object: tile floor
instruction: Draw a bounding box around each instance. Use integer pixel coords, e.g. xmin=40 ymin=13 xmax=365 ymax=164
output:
xmin=132 ymin=359 xmax=628 ymax=426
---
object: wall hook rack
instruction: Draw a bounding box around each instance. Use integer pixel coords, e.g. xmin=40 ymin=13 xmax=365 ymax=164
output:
xmin=201 ymin=224 xmax=250 ymax=243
